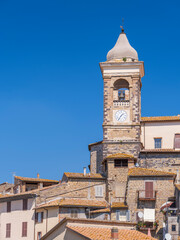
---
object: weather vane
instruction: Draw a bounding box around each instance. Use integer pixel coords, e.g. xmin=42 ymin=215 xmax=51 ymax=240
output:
xmin=120 ymin=18 xmax=124 ymax=32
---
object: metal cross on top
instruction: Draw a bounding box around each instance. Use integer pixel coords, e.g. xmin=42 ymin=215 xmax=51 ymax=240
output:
xmin=120 ymin=18 xmax=124 ymax=33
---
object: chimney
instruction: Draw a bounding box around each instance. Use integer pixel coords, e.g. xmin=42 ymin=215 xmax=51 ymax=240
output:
xmin=111 ymin=227 xmax=118 ymax=240
xmin=37 ymin=173 xmax=40 ymax=179
xmin=83 ymin=167 xmax=87 ymax=176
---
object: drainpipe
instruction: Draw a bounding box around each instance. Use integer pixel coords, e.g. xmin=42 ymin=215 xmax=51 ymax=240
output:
xmin=44 ymin=208 xmax=48 ymax=233
xmin=34 ymin=196 xmax=37 ymax=240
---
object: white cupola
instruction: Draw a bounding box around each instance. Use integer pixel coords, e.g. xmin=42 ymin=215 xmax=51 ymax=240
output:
xmin=107 ymin=29 xmax=138 ymax=61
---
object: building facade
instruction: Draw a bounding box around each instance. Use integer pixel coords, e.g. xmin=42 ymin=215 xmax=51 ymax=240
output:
xmin=0 ymin=28 xmax=180 ymax=240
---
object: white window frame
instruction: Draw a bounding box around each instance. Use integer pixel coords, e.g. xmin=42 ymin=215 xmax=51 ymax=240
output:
xmin=154 ymin=138 xmax=162 ymax=149
xmin=116 ymin=210 xmax=130 ymax=222
xmin=95 ymin=185 xmax=103 ymax=197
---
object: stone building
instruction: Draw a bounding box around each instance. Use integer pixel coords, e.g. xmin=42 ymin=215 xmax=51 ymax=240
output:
xmin=40 ymin=217 xmax=155 ymax=240
xmin=88 ymin=27 xmax=180 ymax=238
xmin=0 ymin=27 xmax=180 ymax=240
xmin=14 ymin=174 xmax=59 ymax=193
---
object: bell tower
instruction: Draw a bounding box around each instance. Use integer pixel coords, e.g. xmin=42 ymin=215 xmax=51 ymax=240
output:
xmin=100 ymin=28 xmax=144 ymax=161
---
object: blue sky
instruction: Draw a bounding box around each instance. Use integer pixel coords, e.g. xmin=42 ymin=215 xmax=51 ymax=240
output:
xmin=0 ymin=0 xmax=180 ymax=183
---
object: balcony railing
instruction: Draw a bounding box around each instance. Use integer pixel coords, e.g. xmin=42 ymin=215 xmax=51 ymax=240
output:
xmin=113 ymin=100 xmax=129 ymax=107
xmin=137 ymin=190 xmax=157 ymax=201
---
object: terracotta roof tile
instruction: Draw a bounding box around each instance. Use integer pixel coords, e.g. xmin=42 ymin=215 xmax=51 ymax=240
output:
xmin=111 ymin=202 xmax=128 ymax=209
xmin=90 ymin=208 xmax=110 ymax=213
xmin=106 ymin=153 xmax=134 ymax=159
xmin=36 ymin=198 xmax=108 ymax=209
xmin=64 ymin=172 xmax=104 ymax=179
xmin=67 ymin=226 xmax=156 ymax=240
xmin=128 ymin=168 xmax=176 ymax=177
xmin=141 ymin=115 xmax=180 ymax=122
xmin=141 ymin=149 xmax=180 ymax=153
xmin=15 ymin=176 xmax=59 ymax=183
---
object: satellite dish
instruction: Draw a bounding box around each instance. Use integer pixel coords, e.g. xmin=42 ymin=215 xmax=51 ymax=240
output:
xmin=138 ymin=212 xmax=143 ymax=219
xmin=165 ymin=233 xmax=172 ymax=240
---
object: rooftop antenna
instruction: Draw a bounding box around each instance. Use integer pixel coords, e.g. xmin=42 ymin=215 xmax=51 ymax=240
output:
xmin=12 ymin=172 xmax=16 ymax=184
xmin=120 ymin=18 xmax=124 ymax=33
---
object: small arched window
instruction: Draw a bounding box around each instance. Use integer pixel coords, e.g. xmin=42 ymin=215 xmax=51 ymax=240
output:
xmin=113 ymin=79 xmax=129 ymax=104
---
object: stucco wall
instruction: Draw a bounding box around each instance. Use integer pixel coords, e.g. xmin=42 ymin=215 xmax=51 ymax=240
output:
xmin=35 ymin=207 xmax=59 ymax=238
xmin=0 ymin=198 xmax=35 ymax=240
xmin=141 ymin=122 xmax=180 ymax=149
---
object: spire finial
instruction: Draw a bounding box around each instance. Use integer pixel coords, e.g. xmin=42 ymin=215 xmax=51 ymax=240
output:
xmin=120 ymin=18 xmax=124 ymax=33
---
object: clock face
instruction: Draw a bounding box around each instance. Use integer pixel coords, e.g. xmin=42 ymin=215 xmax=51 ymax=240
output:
xmin=115 ymin=110 xmax=127 ymax=122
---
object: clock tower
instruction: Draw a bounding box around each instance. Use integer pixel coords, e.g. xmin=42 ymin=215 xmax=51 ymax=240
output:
xmin=100 ymin=28 xmax=144 ymax=162
xmin=89 ymin=28 xmax=144 ymax=176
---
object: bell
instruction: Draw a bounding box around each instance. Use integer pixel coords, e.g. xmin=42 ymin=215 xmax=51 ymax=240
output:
xmin=119 ymin=91 xmax=125 ymax=99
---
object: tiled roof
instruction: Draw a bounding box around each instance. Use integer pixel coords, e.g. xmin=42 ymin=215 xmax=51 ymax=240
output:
xmin=106 ymin=153 xmax=134 ymax=159
xmin=0 ymin=191 xmax=38 ymax=201
xmin=141 ymin=149 xmax=180 ymax=153
xmin=88 ymin=141 xmax=103 ymax=150
xmin=0 ymin=184 xmax=57 ymax=201
xmin=67 ymin=226 xmax=156 ymax=240
xmin=141 ymin=115 xmax=180 ymax=122
xmin=64 ymin=172 xmax=104 ymax=179
xmin=36 ymin=198 xmax=108 ymax=209
xmin=111 ymin=202 xmax=128 ymax=209
xmin=128 ymin=168 xmax=176 ymax=177
xmin=90 ymin=208 xmax=110 ymax=213
xmin=15 ymin=176 xmax=59 ymax=183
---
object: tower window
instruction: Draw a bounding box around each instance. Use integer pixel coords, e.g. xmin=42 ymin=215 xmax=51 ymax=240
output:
xmin=154 ymin=138 xmax=162 ymax=149
xmin=114 ymin=159 xmax=128 ymax=167
xmin=113 ymin=79 xmax=129 ymax=103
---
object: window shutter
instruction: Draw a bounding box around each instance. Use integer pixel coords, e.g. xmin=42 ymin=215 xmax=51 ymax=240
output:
xmin=95 ymin=186 xmax=103 ymax=197
xmin=74 ymin=210 xmax=78 ymax=218
xmin=145 ymin=182 xmax=153 ymax=198
xmin=6 ymin=223 xmax=11 ymax=238
xmin=23 ymin=199 xmax=28 ymax=210
xmin=100 ymin=186 xmax=103 ymax=197
xmin=116 ymin=210 xmax=120 ymax=220
xmin=175 ymin=134 xmax=180 ymax=149
xmin=7 ymin=202 xmax=11 ymax=212
xmin=126 ymin=210 xmax=130 ymax=222
xmin=35 ymin=212 xmax=38 ymax=223
xmin=41 ymin=212 xmax=44 ymax=222
xmin=22 ymin=222 xmax=27 ymax=237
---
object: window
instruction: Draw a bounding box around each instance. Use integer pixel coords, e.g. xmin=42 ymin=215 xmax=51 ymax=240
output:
xmin=7 ymin=202 xmax=11 ymax=213
xmin=105 ymin=162 xmax=107 ymax=172
xmin=116 ymin=210 xmax=130 ymax=222
xmin=37 ymin=232 xmax=42 ymax=240
xmin=6 ymin=223 xmax=11 ymax=238
xmin=172 ymin=225 xmax=176 ymax=231
xmin=35 ymin=212 xmax=43 ymax=223
xmin=22 ymin=222 xmax=27 ymax=237
xmin=175 ymin=134 xmax=180 ymax=149
xmin=145 ymin=182 xmax=154 ymax=198
xmin=23 ymin=199 xmax=28 ymax=211
xmin=113 ymin=79 xmax=129 ymax=102
xmin=114 ymin=159 xmax=128 ymax=167
xmin=70 ymin=209 xmax=78 ymax=218
xmin=154 ymin=138 xmax=162 ymax=149
xmin=95 ymin=186 xmax=103 ymax=197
